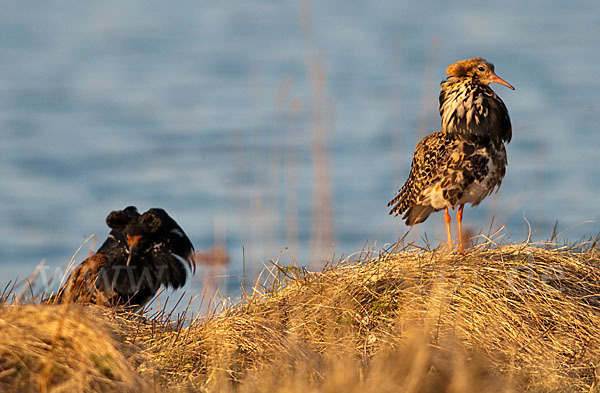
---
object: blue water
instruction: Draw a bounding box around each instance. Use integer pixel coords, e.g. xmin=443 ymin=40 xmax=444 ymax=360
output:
xmin=1 ymin=1 xmax=599 ymax=303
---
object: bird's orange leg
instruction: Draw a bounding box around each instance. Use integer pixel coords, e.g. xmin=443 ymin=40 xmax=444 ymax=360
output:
xmin=456 ymin=204 xmax=465 ymax=254
xmin=444 ymin=207 xmax=453 ymax=252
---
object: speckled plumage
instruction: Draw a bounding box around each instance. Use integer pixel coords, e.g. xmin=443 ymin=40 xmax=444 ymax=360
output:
xmin=387 ymin=131 xmax=507 ymax=225
xmin=388 ymin=58 xmax=513 ymax=247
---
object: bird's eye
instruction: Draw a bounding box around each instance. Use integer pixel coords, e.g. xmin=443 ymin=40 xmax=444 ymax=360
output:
xmin=477 ymin=66 xmax=485 ymax=72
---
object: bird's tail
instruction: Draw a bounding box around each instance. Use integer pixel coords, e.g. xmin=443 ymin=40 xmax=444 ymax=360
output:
xmin=388 ymin=180 xmax=435 ymax=226
xmin=387 ymin=180 xmax=413 ymax=217
xmin=402 ymin=205 xmax=435 ymax=226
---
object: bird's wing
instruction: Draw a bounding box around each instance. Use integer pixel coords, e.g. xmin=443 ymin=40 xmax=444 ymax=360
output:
xmin=145 ymin=208 xmax=195 ymax=270
xmin=149 ymin=242 xmax=189 ymax=289
xmin=388 ymin=131 xmax=450 ymax=215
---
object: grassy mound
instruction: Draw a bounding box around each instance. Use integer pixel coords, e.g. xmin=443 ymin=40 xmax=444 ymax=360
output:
xmin=0 ymin=304 xmax=144 ymax=393
xmin=3 ymin=241 xmax=600 ymax=392
xmin=132 ymin=242 xmax=600 ymax=392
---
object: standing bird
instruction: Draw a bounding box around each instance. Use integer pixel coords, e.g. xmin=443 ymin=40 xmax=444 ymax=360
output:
xmin=51 ymin=206 xmax=195 ymax=310
xmin=388 ymin=58 xmax=514 ymax=253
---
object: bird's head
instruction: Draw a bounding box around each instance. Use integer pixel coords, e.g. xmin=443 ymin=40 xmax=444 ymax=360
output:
xmin=446 ymin=58 xmax=514 ymax=90
xmin=126 ymin=233 xmax=142 ymax=249
xmin=122 ymin=222 xmax=151 ymax=266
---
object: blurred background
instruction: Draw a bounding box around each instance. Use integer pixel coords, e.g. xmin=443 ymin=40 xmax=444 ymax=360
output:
xmin=1 ymin=0 xmax=599 ymax=302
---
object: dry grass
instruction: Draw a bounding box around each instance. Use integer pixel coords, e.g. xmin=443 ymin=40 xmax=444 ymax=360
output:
xmin=3 ymin=240 xmax=600 ymax=392
xmin=0 ymin=304 xmax=144 ymax=392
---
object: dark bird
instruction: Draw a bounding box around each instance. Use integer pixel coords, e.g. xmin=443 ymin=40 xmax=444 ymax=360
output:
xmin=388 ymin=58 xmax=514 ymax=253
xmin=52 ymin=206 xmax=195 ymax=310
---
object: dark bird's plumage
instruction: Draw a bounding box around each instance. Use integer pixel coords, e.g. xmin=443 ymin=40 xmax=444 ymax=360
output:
xmin=52 ymin=206 xmax=195 ymax=310
xmin=388 ymin=58 xmax=514 ymax=252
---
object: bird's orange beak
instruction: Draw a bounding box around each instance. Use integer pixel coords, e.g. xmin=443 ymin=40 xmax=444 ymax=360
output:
xmin=490 ymin=73 xmax=515 ymax=90
xmin=126 ymin=234 xmax=141 ymax=247
xmin=126 ymin=234 xmax=141 ymax=266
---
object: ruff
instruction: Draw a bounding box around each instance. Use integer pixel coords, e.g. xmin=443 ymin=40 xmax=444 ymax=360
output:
xmin=389 ymin=58 xmax=514 ymax=253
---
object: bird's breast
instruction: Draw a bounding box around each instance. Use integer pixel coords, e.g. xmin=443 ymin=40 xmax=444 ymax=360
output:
xmin=440 ymin=80 xmax=511 ymax=143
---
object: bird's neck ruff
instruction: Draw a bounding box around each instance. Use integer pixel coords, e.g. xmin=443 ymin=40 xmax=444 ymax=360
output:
xmin=439 ymin=76 xmax=512 ymax=144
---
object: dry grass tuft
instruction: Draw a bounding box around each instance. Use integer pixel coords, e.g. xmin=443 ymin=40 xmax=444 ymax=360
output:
xmin=0 ymin=304 xmax=145 ymax=393
xmin=3 ymin=240 xmax=600 ymax=392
